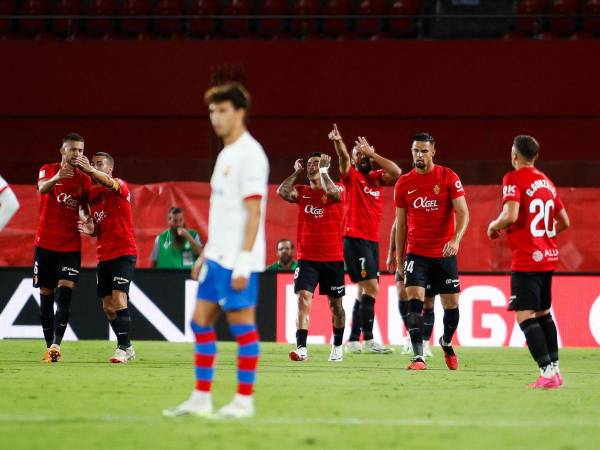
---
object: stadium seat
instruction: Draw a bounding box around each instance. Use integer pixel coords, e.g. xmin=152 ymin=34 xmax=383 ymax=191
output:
xmin=321 ymin=0 xmax=353 ymax=39
xmin=548 ymin=0 xmax=580 ymax=37
xmin=515 ymin=0 xmax=547 ymax=37
xmin=85 ymin=0 xmax=118 ymax=38
xmin=387 ymin=0 xmax=422 ymax=38
xmin=256 ymin=0 xmax=287 ymax=38
xmin=583 ymin=0 xmax=600 ymax=36
xmin=51 ymin=0 xmax=83 ymax=38
xmin=0 ymin=0 xmax=17 ymax=37
xmin=220 ymin=0 xmax=252 ymax=38
xmin=289 ymin=0 xmax=320 ymax=38
xmin=18 ymin=0 xmax=51 ymax=37
xmin=355 ymin=0 xmax=386 ymax=39
xmin=153 ymin=0 xmax=185 ymax=38
xmin=118 ymin=0 xmax=151 ymax=38
xmin=187 ymin=0 xmax=218 ymax=38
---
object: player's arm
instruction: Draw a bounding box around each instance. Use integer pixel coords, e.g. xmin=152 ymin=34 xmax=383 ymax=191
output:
xmin=276 ymin=159 xmax=303 ymax=203
xmin=554 ymin=208 xmax=570 ymax=235
xmin=395 ymin=207 xmax=407 ymax=276
xmin=328 ymin=124 xmax=351 ymax=178
xmin=355 ymin=136 xmax=402 ymax=185
xmin=231 ymin=197 xmax=262 ymax=291
xmin=318 ymin=154 xmax=342 ymax=202
xmin=38 ymin=163 xmax=74 ymax=194
xmin=0 ymin=185 xmax=19 ymax=232
xmin=386 ymin=219 xmax=397 ymax=273
xmin=487 ymin=201 xmax=519 ymax=239
xmin=76 ymin=156 xmax=120 ymax=191
xmin=443 ymin=196 xmax=470 ymax=257
xmin=177 ymin=229 xmax=203 ymax=256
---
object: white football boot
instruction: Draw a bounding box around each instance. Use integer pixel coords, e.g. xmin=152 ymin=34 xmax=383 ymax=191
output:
xmin=423 ymin=341 xmax=433 ymax=358
xmin=400 ymin=336 xmax=413 ymax=355
xmin=163 ymin=391 xmax=213 ymax=418
xmin=216 ymin=394 xmax=255 ymax=419
xmin=345 ymin=340 xmax=362 ymax=354
xmin=363 ymin=339 xmax=392 ymax=354
xmin=109 ymin=346 xmax=136 ymax=363
xmin=289 ymin=346 xmax=308 ymax=361
xmin=328 ymin=345 xmax=344 ymax=362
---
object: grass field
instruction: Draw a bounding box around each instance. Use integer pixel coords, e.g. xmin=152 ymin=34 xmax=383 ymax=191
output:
xmin=1 ymin=340 xmax=599 ymax=450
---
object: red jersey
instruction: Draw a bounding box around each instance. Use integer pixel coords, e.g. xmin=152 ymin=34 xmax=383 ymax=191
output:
xmin=502 ymin=167 xmax=564 ymax=272
xmin=35 ymin=163 xmax=92 ymax=252
xmin=88 ymin=179 xmax=137 ymax=262
xmin=294 ymin=184 xmax=345 ymax=261
xmin=394 ymin=165 xmax=465 ymax=258
xmin=341 ymin=167 xmax=384 ymax=242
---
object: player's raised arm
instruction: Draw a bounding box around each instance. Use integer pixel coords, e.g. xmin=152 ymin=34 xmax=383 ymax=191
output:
xmin=38 ymin=162 xmax=74 ymax=194
xmin=318 ymin=154 xmax=341 ymax=201
xmin=328 ymin=124 xmax=351 ymax=178
xmin=276 ymin=159 xmax=303 ymax=203
xmin=355 ymin=136 xmax=402 ymax=185
xmin=394 ymin=207 xmax=407 ymax=274
xmin=443 ymin=196 xmax=470 ymax=257
xmin=386 ymin=219 xmax=397 ymax=273
xmin=487 ymin=201 xmax=519 ymax=239
xmin=76 ymin=155 xmax=119 ymax=191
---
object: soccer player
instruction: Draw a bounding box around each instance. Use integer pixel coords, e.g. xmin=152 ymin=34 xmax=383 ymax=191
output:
xmin=0 ymin=174 xmax=20 ymax=232
xmin=487 ymin=135 xmax=569 ymax=389
xmin=77 ymin=152 xmax=137 ymax=363
xmin=394 ymin=132 xmax=469 ymax=370
xmin=328 ymin=124 xmax=401 ymax=354
xmin=164 ymin=83 xmax=268 ymax=418
xmin=35 ymin=133 xmax=92 ymax=363
xmin=277 ymin=152 xmax=346 ymax=362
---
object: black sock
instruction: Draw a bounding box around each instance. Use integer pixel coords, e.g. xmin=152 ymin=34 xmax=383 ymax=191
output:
xmin=422 ymin=308 xmax=434 ymax=341
xmin=52 ymin=286 xmax=72 ymax=346
xmin=520 ymin=318 xmax=551 ymax=369
xmin=39 ymin=293 xmax=55 ymax=348
xmin=296 ymin=329 xmax=308 ymax=348
xmin=537 ymin=313 xmax=559 ymax=363
xmin=406 ymin=299 xmax=424 ymax=357
xmin=399 ymin=300 xmax=409 ymax=326
xmin=333 ymin=327 xmax=344 ymax=347
xmin=443 ymin=307 xmax=459 ymax=344
xmin=360 ymin=294 xmax=376 ymax=341
xmin=348 ymin=299 xmax=361 ymax=341
xmin=113 ymin=308 xmax=132 ymax=349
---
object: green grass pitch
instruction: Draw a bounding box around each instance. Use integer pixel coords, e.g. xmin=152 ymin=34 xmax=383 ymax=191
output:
xmin=1 ymin=340 xmax=599 ymax=450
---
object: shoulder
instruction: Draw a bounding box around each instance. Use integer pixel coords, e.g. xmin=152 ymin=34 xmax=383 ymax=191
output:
xmin=502 ymin=170 xmax=518 ymax=185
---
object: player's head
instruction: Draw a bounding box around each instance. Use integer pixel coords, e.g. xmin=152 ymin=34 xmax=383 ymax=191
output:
xmin=511 ymin=135 xmax=539 ymax=168
xmin=92 ymin=152 xmax=114 ymax=176
xmin=276 ymin=239 xmax=295 ymax=265
xmin=352 ymin=145 xmax=373 ymax=174
xmin=411 ymin=132 xmax=436 ymax=170
xmin=204 ymin=83 xmax=250 ymax=138
xmin=61 ymin=133 xmax=84 ymax=167
xmin=167 ymin=207 xmax=185 ymax=231
xmin=306 ymin=152 xmax=322 ymax=182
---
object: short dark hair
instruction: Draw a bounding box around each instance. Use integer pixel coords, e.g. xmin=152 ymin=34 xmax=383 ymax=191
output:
xmin=63 ymin=133 xmax=84 ymax=144
xmin=168 ymin=207 xmax=183 ymax=216
xmin=412 ymin=132 xmax=435 ymax=145
xmin=204 ymin=83 xmax=250 ymax=110
xmin=93 ymin=152 xmax=114 ymax=167
xmin=307 ymin=152 xmax=322 ymax=161
xmin=513 ymin=135 xmax=539 ymax=161
xmin=277 ymin=239 xmax=294 ymax=248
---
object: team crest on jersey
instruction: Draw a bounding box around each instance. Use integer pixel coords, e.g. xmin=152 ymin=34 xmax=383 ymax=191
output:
xmin=321 ymin=195 xmax=328 ymax=203
xmin=433 ymin=184 xmax=440 ymax=194
xmin=223 ymin=165 xmax=231 ymax=176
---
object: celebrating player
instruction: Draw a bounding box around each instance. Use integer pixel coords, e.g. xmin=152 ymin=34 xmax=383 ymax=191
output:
xmin=394 ymin=132 xmax=469 ymax=370
xmin=0 ymin=174 xmax=20 ymax=232
xmin=277 ymin=152 xmax=346 ymax=362
xmin=34 ymin=133 xmax=92 ymax=362
xmin=487 ymin=135 xmax=569 ymax=389
xmin=77 ymin=152 xmax=137 ymax=364
xmin=329 ymin=124 xmax=401 ymax=354
xmin=164 ymin=83 xmax=268 ymax=419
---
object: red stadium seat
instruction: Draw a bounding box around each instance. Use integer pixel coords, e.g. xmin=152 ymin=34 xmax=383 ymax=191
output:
xmin=515 ymin=0 xmax=548 ymax=37
xmin=187 ymin=0 xmax=217 ymax=38
xmin=548 ymin=0 xmax=580 ymax=37
xmin=289 ymin=0 xmax=319 ymax=38
xmin=355 ymin=0 xmax=386 ymax=39
xmin=387 ymin=0 xmax=422 ymax=38
xmin=0 ymin=0 xmax=17 ymax=37
xmin=583 ymin=0 xmax=600 ymax=36
xmin=153 ymin=0 xmax=185 ymax=38
xmin=18 ymin=0 xmax=51 ymax=37
xmin=321 ymin=0 xmax=353 ymax=39
xmin=256 ymin=0 xmax=287 ymax=38
xmin=86 ymin=0 xmax=118 ymax=38
xmin=51 ymin=0 xmax=83 ymax=37
xmin=220 ymin=0 xmax=252 ymax=38
xmin=119 ymin=0 xmax=151 ymax=38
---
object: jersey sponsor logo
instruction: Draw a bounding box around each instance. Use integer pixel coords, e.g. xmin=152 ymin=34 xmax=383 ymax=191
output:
xmin=454 ymin=180 xmax=464 ymax=191
xmin=525 ymin=178 xmax=556 ymax=197
xmin=363 ymin=186 xmax=381 ymax=198
xmin=532 ymin=250 xmax=544 ymax=262
xmin=304 ymin=204 xmax=325 ymax=217
xmin=56 ymin=192 xmax=79 ymax=209
xmin=545 ymin=248 xmax=559 ymax=258
xmin=503 ymin=185 xmax=517 ymax=197
xmin=93 ymin=210 xmax=107 ymax=224
xmin=413 ymin=196 xmax=438 ymax=210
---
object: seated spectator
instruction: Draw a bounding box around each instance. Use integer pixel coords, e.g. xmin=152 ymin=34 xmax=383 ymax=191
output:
xmin=150 ymin=207 xmax=203 ymax=269
xmin=266 ymin=239 xmax=298 ymax=272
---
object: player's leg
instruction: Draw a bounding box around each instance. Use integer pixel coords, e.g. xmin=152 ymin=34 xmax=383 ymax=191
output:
xmin=396 ymin=274 xmax=412 ymax=354
xmin=433 ymin=256 xmax=460 ymax=369
xmin=320 ymin=261 xmax=346 ymax=362
xmin=422 ymin=291 xmax=436 ymax=358
xmin=535 ymin=271 xmax=562 ymax=386
xmin=404 ymin=254 xmax=428 ymax=369
xmin=344 ymin=238 xmax=362 ymax=349
xmin=34 ymin=248 xmax=58 ymax=361
xmin=327 ymin=296 xmax=345 ymax=362
xmin=291 ymin=260 xmax=318 ymax=361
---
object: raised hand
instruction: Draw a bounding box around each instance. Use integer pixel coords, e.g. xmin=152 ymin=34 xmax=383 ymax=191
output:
xmin=75 ymin=155 xmax=93 ymax=174
xmin=355 ymin=136 xmax=376 ymax=158
xmin=57 ymin=162 xmax=74 ymax=179
xmin=294 ymin=158 xmax=304 ymax=173
xmin=328 ymin=124 xmax=343 ymax=142
xmin=318 ymin=154 xmax=332 ymax=170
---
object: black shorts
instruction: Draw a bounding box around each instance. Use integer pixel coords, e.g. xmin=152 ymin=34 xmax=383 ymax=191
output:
xmin=33 ymin=246 xmax=81 ymax=289
xmin=294 ymin=260 xmax=346 ymax=298
xmin=404 ymin=253 xmax=460 ymax=295
xmin=395 ymin=270 xmax=439 ymax=298
xmin=97 ymin=255 xmax=136 ymax=298
xmin=509 ymin=271 xmax=553 ymax=311
xmin=343 ymin=237 xmax=379 ymax=283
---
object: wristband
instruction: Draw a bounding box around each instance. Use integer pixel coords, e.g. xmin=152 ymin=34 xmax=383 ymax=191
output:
xmin=319 ymin=167 xmax=328 ymax=174
xmin=232 ymin=250 xmax=252 ymax=280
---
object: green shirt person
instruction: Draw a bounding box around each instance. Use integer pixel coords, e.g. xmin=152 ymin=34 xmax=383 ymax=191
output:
xmin=266 ymin=239 xmax=298 ymax=272
xmin=150 ymin=207 xmax=203 ymax=269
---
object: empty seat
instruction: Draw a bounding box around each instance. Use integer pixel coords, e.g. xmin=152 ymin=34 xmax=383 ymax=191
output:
xmin=19 ymin=0 xmax=50 ymax=37
xmin=355 ymin=0 xmax=386 ymax=39
xmin=119 ymin=0 xmax=151 ymax=38
xmin=187 ymin=0 xmax=218 ymax=38
xmin=86 ymin=0 xmax=118 ymax=37
xmin=51 ymin=0 xmax=83 ymax=37
xmin=0 ymin=0 xmax=17 ymax=36
xmin=256 ymin=0 xmax=287 ymax=38
xmin=515 ymin=0 xmax=548 ymax=36
xmin=387 ymin=0 xmax=422 ymax=38
xmin=548 ymin=0 xmax=580 ymax=37
xmin=153 ymin=0 xmax=184 ymax=37
xmin=321 ymin=0 xmax=353 ymax=38
xmin=583 ymin=0 xmax=600 ymax=35
xmin=220 ymin=0 xmax=252 ymax=38
xmin=289 ymin=0 xmax=319 ymax=38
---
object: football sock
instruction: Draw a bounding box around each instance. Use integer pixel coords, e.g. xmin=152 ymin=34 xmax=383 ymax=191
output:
xmin=422 ymin=307 xmax=435 ymax=341
xmin=230 ymin=323 xmax=260 ymax=396
xmin=519 ymin=318 xmax=552 ymax=373
xmin=192 ymin=321 xmax=216 ymax=392
xmin=399 ymin=300 xmax=409 ymax=326
xmin=442 ymin=307 xmax=460 ymax=352
xmin=52 ymin=286 xmax=72 ymax=346
xmin=360 ymin=294 xmax=376 ymax=341
xmin=296 ymin=329 xmax=308 ymax=348
xmin=333 ymin=327 xmax=344 ymax=347
xmin=406 ymin=299 xmax=424 ymax=357
xmin=348 ymin=299 xmax=361 ymax=341
xmin=537 ymin=313 xmax=559 ymax=364
xmin=39 ymin=293 xmax=55 ymax=348
xmin=113 ymin=308 xmax=132 ymax=350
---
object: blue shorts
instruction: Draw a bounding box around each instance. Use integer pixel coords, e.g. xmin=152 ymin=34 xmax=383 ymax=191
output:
xmin=196 ymin=259 xmax=259 ymax=311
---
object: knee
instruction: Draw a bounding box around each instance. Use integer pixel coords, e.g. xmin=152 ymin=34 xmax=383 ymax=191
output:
xmin=441 ymin=295 xmax=459 ymax=309
xmin=360 ymin=281 xmax=379 ymax=298
xmin=103 ymin=302 xmax=116 ymax=317
xmin=297 ymin=294 xmax=312 ymax=313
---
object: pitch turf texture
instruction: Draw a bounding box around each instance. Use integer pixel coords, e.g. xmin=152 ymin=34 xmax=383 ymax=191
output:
xmin=1 ymin=341 xmax=598 ymax=450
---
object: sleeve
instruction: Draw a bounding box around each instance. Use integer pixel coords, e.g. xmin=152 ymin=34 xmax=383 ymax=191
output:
xmin=240 ymin=150 xmax=269 ymax=201
xmin=340 ymin=166 xmax=355 ymax=182
xmin=502 ymin=172 xmax=520 ymax=204
xmin=38 ymin=164 xmax=55 ymax=182
xmin=115 ymin=179 xmax=130 ymax=198
xmin=394 ymin=180 xmax=406 ymax=208
xmin=554 ymin=190 xmax=565 ymax=213
xmin=370 ymin=169 xmax=385 ymax=183
xmin=336 ymin=182 xmax=346 ymax=202
xmin=150 ymin=236 xmax=160 ymax=262
xmin=192 ymin=230 xmax=203 ymax=246
xmin=0 ymin=175 xmax=7 ymax=193
xmin=447 ymin=169 xmax=465 ymax=200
